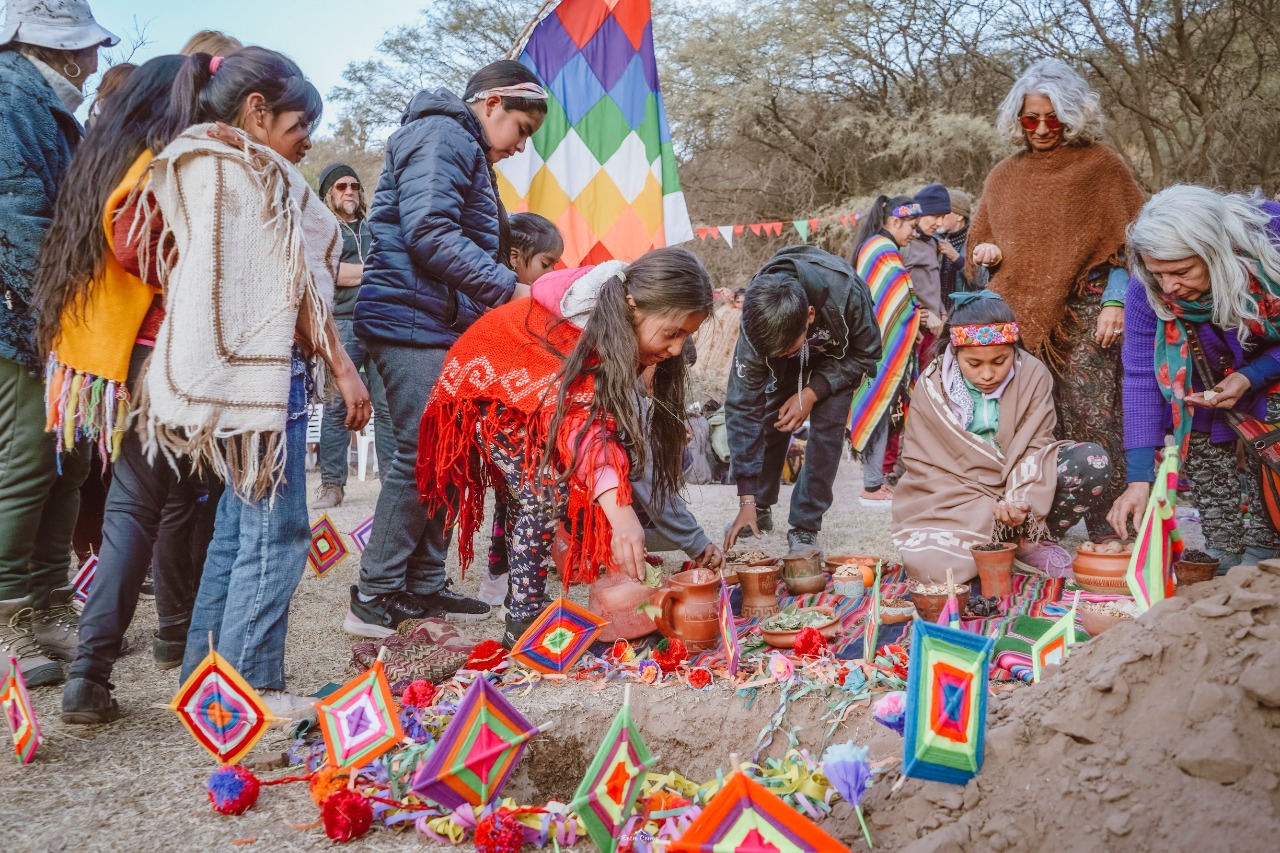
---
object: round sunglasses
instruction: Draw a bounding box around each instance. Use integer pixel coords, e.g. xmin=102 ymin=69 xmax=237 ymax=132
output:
xmin=1020 ymin=113 xmax=1063 ymax=132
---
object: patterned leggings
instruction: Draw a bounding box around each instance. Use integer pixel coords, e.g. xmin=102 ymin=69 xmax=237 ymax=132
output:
xmin=1044 ymin=442 xmax=1114 ymax=538
xmin=480 ymin=410 xmax=565 ymax=622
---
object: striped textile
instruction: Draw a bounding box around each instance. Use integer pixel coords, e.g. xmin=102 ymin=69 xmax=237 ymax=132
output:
xmin=847 ymin=236 xmax=920 ymax=451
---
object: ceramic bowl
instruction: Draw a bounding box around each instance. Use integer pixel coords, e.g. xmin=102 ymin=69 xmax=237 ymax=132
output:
xmin=759 ymin=606 xmax=840 ymax=649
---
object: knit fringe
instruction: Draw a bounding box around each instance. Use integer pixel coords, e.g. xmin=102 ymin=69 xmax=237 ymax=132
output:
xmin=418 ymin=401 xmax=629 ymax=587
xmin=44 ymin=355 xmax=129 ymax=471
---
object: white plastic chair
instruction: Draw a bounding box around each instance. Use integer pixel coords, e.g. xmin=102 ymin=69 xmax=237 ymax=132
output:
xmin=356 ymin=421 xmax=379 ymax=481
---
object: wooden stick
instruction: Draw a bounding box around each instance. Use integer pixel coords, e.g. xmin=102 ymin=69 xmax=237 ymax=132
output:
xmin=623 ymin=683 xmax=632 ymax=708
xmin=376 ymin=645 xmax=388 ymax=664
xmin=506 ymin=0 xmax=558 ymax=59
xmin=208 ymin=631 xmax=215 ymax=657
xmin=537 ymin=719 xmax=557 ymax=734
xmin=729 ymin=752 xmax=741 ymax=773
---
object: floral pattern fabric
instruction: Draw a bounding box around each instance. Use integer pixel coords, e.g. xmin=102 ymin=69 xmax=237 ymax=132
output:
xmin=950 ymin=322 xmax=1020 ymax=348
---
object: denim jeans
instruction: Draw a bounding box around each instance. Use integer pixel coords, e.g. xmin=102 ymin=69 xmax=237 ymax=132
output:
xmin=70 ymin=345 xmax=222 ymax=686
xmin=180 ymin=357 xmax=310 ymax=690
xmin=862 ymin=416 xmax=889 ymax=490
xmin=318 ymin=317 xmax=393 ymax=486
xmin=357 ymin=342 xmax=449 ymax=597
xmin=0 ymin=355 xmax=90 ymax=606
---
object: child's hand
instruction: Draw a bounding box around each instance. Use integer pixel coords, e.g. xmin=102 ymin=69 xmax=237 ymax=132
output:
xmin=694 ymin=543 xmax=724 ymax=570
xmin=597 ymin=491 xmax=648 ymax=580
xmin=774 ymin=388 xmax=817 ymax=432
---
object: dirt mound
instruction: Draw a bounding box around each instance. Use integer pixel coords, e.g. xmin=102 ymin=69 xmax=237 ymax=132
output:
xmin=838 ymin=562 xmax=1280 ymax=852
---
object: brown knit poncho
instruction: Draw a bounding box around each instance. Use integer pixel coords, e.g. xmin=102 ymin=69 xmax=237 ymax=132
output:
xmin=967 ymin=143 xmax=1144 ymax=361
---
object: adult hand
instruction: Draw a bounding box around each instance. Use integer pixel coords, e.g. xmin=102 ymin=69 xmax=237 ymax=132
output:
xmin=724 ymin=504 xmax=759 ymax=550
xmin=511 ymin=282 xmax=531 ymax=302
xmin=920 ymin=309 xmax=945 ymax=336
xmin=694 ymin=543 xmax=724 ymax=571
xmin=972 ymin=243 xmax=1002 ymax=266
xmin=994 ymin=499 xmax=1029 ymax=528
xmin=206 ymin=121 xmax=246 ymax=151
xmin=1107 ymin=481 xmax=1150 ymax=538
xmin=598 ymin=496 xmax=647 ymax=581
xmin=1095 ymin=305 xmax=1125 ymax=348
xmin=938 ymin=241 xmax=960 ymax=262
xmin=1186 ymin=371 xmax=1252 ymax=409
xmin=774 ymin=388 xmax=817 ymax=432
xmin=335 ymin=354 xmax=371 ymax=431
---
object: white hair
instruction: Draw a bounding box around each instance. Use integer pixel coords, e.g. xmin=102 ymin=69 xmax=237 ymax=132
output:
xmin=996 ymin=59 xmax=1105 ymax=147
xmin=1128 ymin=185 xmax=1280 ymax=334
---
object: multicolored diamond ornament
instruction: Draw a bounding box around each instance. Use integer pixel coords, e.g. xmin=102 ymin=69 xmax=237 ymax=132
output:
xmin=508 ymin=597 xmax=606 ymax=674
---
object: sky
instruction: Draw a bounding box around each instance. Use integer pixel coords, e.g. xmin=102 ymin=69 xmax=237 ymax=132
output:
xmin=84 ymin=0 xmax=421 ymax=132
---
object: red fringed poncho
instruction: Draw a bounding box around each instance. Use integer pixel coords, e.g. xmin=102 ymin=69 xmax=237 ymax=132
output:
xmin=416 ymin=296 xmax=631 ymax=586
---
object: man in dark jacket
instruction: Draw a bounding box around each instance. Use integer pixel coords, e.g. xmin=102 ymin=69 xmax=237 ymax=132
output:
xmin=346 ymin=81 xmax=540 ymax=637
xmin=723 ymin=246 xmax=882 ymax=552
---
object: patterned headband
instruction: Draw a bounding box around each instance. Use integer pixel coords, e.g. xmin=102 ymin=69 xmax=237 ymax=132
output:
xmin=891 ymin=202 xmax=922 ymax=218
xmin=466 ymin=83 xmax=549 ymax=102
xmin=950 ymin=322 xmax=1020 ymax=347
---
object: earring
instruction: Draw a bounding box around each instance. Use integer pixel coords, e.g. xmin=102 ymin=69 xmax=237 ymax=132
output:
xmin=63 ymin=62 xmax=82 ymax=79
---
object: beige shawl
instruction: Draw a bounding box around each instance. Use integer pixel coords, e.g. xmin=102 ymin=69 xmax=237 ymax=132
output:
xmin=137 ymin=125 xmax=340 ymax=500
xmin=891 ymin=350 xmax=1068 ymax=583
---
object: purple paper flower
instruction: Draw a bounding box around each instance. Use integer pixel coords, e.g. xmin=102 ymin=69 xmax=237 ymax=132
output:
xmin=822 ymin=741 xmax=872 ymax=806
xmin=873 ymin=690 xmax=906 ymax=736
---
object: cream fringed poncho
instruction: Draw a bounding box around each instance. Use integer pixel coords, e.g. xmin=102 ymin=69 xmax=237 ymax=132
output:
xmin=137 ymin=125 xmax=340 ymax=500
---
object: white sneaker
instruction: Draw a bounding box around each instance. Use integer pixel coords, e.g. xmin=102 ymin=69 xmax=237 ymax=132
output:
xmin=260 ymin=690 xmax=317 ymax=726
xmin=477 ymin=571 xmax=508 ymax=607
xmin=859 ymin=485 xmax=894 ymax=509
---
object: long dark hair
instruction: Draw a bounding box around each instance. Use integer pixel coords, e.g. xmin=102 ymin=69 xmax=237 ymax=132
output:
xmin=540 ymin=247 xmax=713 ymax=508
xmin=509 ymin=212 xmax=563 ymax=262
xmin=462 ymin=60 xmax=547 ymax=267
xmin=155 ymin=46 xmax=322 ymax=143
xmin=33 ymin=55 xmax=187 ymax=360
xmin=929 ymin=292 xmax=1021 ymax=363
xmin=851 ymin=194 xmax=915 ymax=260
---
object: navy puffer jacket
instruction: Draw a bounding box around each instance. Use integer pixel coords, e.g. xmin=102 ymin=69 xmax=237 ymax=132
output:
xmin=355 ymin=89 xmax=518 ymax=349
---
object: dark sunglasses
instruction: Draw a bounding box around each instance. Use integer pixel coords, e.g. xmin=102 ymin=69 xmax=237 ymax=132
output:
xmin=332 ymin=182 xmax=362 ymax=192
xmin=1020 ymin=113 xmax=1063 ymax=132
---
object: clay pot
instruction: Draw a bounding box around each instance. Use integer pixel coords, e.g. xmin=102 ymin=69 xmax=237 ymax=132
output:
xmin=909 ymin=585 xmax=970 ymax=624
xmin=738 ymin=563 xmax=781 ymax=619
xmin=1079 ymin=608 xmax=1131 ymax=636
xmin=588 ymin=570 xmax=658 ymax=642
xmin=1072 ymin=550 xmax=1131 ymax=594
xmin=824 ymin=554 xmax=879 ymax=586
xmin=970 ymin=543 xmax=1016 ymax=599
xmin=1175 ymin=557 xmax=1220 ymax=588
xmin=652 ymin=568 xmax=722 ymax=652
xmin=780 ymin=548 xmax=827 ymax=595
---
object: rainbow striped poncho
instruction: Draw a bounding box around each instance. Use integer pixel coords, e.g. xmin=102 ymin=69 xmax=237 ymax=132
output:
xmin=848 ymin=235 xmax=920 ymax=451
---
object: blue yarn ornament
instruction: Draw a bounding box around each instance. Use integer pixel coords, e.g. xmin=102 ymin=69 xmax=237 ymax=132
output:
xmin=208 ymin=765 xmax=261 ymax=815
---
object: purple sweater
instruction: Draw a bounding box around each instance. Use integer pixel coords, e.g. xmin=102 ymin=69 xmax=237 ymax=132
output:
xmin=1123 ymin=201 xmax=1280 ymax=481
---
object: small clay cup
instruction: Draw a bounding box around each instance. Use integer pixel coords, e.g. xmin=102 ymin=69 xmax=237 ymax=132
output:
xmin=909 ymin=585 xmax=971 ymax=624
xmin=738 ymin=563 xmax=781 ymax=619
xmin=970 ymin=542 xmax=1016 ymax=599
xmin=780 ymin=548 xmax=827 ymax=595
xmin=1174 ymin=557 xmax=1220 ymax=589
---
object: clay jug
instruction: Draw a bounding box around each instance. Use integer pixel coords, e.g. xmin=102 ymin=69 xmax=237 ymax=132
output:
xmin=652 ymin=568 xmax=721 ymax=652
xmin=589 ymin=569 xmax=659 ymax=642
xmin=738 ymin=562 xmax=781 ymax=619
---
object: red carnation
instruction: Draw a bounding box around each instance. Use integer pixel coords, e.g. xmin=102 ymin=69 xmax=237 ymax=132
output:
xmin=687 ymin=667 xmax=712 ymax=690
xmin=400 ymin=679 xmax=437 ymax=709
xmin=652 ymin=638 xmax=688 ymax=673
xmin=793 ymin=626 xmax=829 ymax=658
xmin=466 ymin=639 xmax=508 ymax=672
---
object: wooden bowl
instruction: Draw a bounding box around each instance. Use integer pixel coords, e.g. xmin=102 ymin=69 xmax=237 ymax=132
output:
xmin=1072 ymin=550 xmax=1132 ymax=594
xmin=760 ymin=606 xmax=840 ymax=649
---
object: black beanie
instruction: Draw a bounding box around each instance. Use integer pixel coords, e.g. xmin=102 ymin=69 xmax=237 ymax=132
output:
xmin=318 ymin=163 xmax=359 ymax=200
xmin=914 ymin=183 xmax=952 ymax=216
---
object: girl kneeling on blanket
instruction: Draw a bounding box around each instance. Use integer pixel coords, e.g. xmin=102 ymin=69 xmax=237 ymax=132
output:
xmin=891 ymin=291 xmax=1113 ymax=584
xmin=418 ymin=248 xmax=713 ymax=645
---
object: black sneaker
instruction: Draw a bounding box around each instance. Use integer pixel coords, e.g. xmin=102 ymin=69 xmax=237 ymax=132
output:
xmin=62 ymin=677 xmax=120 ymax=725
xmin=501 ymin=614 xmax=537 ymax=650
xmin=787 ymin=528 xmax=820 ymax=552
xmin=417 ymin=580 xmax=492 ymax=623
xmin=342 ymin=586 xmax=435 ymax=638
xmin=153 ymin=632 xmax=186 ymax=671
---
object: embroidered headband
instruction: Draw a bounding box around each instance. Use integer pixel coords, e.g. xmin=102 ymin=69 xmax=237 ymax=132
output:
xmin=891 ymin=202 xmax=922 ymax=218
xmin=950 ymin=322 xmax=1020 ymax=347
xmin=209 ymin=55 xmax=224 ymax=75
xmin=466 ymin=82 xmax=549 ymax=102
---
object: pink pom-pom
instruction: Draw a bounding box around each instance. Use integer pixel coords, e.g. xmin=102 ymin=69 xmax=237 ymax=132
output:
xmin=208 ymin=765 xmax=260 ymax=815
xmin=400 ymin=679 xmax=437 ymax=708
xmin=321 ymin=788 xmax=373 ymax=842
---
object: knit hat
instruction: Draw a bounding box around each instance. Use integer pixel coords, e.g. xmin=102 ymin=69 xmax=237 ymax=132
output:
xmin=914 ymin=183 xmax=951 ymax=216
xmin=949 ymin=189 xmax=972 ymax=220
xmin=318 ymin=163 xmax=359 ymax=200
xmin=1 ymin=0 xmax=118 ymax=50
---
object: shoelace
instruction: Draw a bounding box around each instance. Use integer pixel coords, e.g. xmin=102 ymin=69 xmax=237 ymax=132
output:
xmin=42 ymin=599 xmax=79 ymax=630
xmin=2 ymin=609 xmax=47 ymax=658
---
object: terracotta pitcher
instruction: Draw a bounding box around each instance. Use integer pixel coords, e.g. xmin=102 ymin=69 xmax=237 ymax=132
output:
xmin=652 ymin=568 xmax=721 ymax=652
xmin=737 ymin=562 xmax=781 ymax=620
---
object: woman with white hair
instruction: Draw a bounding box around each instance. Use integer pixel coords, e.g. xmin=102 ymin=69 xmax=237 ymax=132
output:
xmin=967 ymin=58 xmax=1144 ymax=555
xmin=1108 ymin=186 xmax=1280 ymax=569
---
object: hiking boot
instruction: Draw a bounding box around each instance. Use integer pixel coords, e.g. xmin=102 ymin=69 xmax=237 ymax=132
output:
xmin=1014 ymin=541 xmax=1073 ymax=579
xmin=313 ymin=483 xmax=344 ymax=509
xmin=140 ymin=569 xmax=155 ymax=600
xmin=858 ymin=485 xmax=894 ymax=509
xmin=61 ymin=677 xmax=120 ymax=725
xmin=478 ymin=571 xmax=508 ymax=607
xmin=33 ymin=586 xmax=80 ymax=660
xmin=418 ymin=580 xmax=492 ymax=622
xmin=0 ymin=599 xmax=63 ymax=688
xmin=723 ymin=505 xmax=773 ymax=540
xmin=153 ymin=632 xmax=186 ymax=671
xmin=787 ymin=528 xmax=820 ymax=553
xmin=342 ymin=585 xmax=434 ymax=639
xmin=501 ymin=613 xmax=538 ymax=650
xmin=261 ymin=690 xmax=318 ymax=725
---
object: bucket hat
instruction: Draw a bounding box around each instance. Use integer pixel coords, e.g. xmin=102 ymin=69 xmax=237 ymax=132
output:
xmin=1 ymin=0 xmax=119 ymax=51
